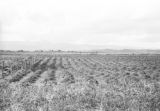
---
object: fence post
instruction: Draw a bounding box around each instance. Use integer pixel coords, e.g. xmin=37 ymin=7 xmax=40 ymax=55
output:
xmin=2 ymin=61 xmax=5 ymax=78
xmin=21 ymin=61 xmax=23 ymax=70
xmin=25 ymin=59 xmax=27 ymax=74
xmin=33 ymin=57 xmax=35 ymax=65
xmin=10 ymin=64 xmax=13 ymax=74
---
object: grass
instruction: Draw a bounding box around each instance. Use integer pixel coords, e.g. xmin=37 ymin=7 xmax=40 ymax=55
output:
xmin=1 ymin=78 xmax=160 ymax=111
xmin=9 ymin=70 xmax=28 ymax=83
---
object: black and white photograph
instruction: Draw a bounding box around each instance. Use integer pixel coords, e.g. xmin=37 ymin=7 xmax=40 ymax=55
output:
xmin=0 ymin=0 xmax=160 ymax=111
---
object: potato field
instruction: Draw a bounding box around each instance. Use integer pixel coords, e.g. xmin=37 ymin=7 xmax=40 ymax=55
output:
xmin=0 ymin=53 xmax=160 ymax=111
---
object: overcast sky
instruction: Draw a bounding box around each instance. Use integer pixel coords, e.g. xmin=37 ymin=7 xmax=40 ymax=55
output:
xmin=0 ymin=0 xmax=160 ymax=50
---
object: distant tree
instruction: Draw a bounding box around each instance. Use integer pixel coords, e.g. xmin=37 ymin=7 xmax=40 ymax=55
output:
xmin=17 ymin=50 xmax=24 ymax=52
xmin=57 ymin=50 xmax=62 ymax=52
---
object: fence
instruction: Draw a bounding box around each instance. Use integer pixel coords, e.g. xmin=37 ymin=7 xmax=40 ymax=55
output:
xmin=1 ymin=57 xmax=36 ymax=78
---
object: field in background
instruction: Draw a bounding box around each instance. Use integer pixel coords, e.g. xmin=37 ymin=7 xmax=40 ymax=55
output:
xmin=0 ymin=53 xmax=160 ymax=111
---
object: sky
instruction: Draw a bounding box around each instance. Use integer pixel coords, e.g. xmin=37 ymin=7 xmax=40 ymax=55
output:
xmin=0 ymin=0 xmax=160 ymax=50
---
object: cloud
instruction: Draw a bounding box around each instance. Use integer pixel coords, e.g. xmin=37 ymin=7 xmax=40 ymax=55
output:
xmin=0 ymin=0 xmax=160 ymax=50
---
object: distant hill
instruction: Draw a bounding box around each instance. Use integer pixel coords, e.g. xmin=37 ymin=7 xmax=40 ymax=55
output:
xmin=89 ymin=49 xmax=160 ymax=54
xmin=1 ymin=41 xmax=160 ymax=54
xmin=1 ymin=49 xmax=160 ymax=54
